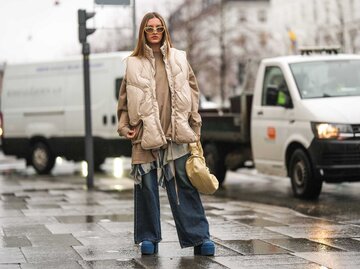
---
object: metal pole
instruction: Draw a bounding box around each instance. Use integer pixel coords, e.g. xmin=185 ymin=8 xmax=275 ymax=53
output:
xmin=219 ymin=0 xmax=226 ymax=106
xmin=82 ymin=42 xmax=94 ymax=189
xmin=132 ymin=0 xmax=136 ymax=47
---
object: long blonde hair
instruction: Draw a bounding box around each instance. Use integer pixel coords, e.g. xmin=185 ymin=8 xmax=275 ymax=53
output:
xmin=131 ymin=12 xmax=172 ymax=58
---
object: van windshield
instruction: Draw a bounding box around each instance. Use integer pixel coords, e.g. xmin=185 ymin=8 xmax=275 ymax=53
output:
xmin=289 ymin=60 xmax=360 ymax=99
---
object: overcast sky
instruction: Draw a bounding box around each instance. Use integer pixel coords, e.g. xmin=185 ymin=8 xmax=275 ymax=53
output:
xmin=0 ymin=0 xmax=180 ymax=63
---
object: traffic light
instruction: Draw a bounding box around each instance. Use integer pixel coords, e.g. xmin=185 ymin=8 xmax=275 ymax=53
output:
xmin=78 ymin=9 xmax=96 ymax=43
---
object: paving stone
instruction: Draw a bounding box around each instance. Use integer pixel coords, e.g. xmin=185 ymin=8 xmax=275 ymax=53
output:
xmin=57 ymin=214 xmax=134 ymax=223
xmin=3 ymin=225 xmax=52 ymax=237
xmin=1 ymin=195 xmax=25 ymax=202
xmin=208 ymin=209 xmax=270 ymax=218
xmin=15 ymin=191 xmax=56 ymax=198
xmin=211 ymin=224 xmax=289 ymax=240
xmin=233 ymin=218 xmax=285 ymax=227
xmin=96 ymin=199 xmax=133 ymax=206
xmin=98 ymin=222 xmax=133 ymax=234
xmin=45 ymin=223 xmax=110 ymax=237
xmin=217 ymin=239 xmax=289 ymax=255
xmin=230 ymin=201 xmax=299 ymax=216
xmin=263 ymin=238 xmax=344 ymax=252
xmin=21 ymin=208 xmax=80 ymax=217
xmin=27 ymin=234 xmax=81 ymax=247
xmin=226 ymin=264 xmax=322 ymax=269
xmin=0 ymin=209 xmax=24 ymax=217
xmin=0 ymin=236 xmax=31 ymax=247
xmin=76 ymin=234 xmax=133 ymax=246
xmin=157 ymin=241 xmax=239 ymax=257
xmin=213 ymin=254 xmax=312 ymax=268
xmin=79 ymin=259 xmax=144 ymax=269
xmin=205 ymin=203 xmax=250 ymax=212
xmin=0 ymin=216 xmax=58 ymax=226
xmin=0 ymin=202 xmax=27 ymax=210
xmin=0 ymin=264 xmax=21 ymax=269
xmin=73 ymin=244 xmax=139 ymax=261
xmin=63 ymin=192 xmax=115 ymax=201
xmin=266 ymin=216 xmax=337 ymax=226
xmin=20 ymin=261 xmax=83 ymax=269
xmin=25 ymin=195 xmax=66 ymax=204
xmin=0 ymin=248 xmax=26 ymax=263
xmin=55 ymin=214 xmax=133 ymax=224
xmin=342 ymin=219 xmax=360 ymax=228
xmin=79 ymin=259 xmax=145 ymax=269
xmin=26 ymin=204 xmax=61 ymax=209
xmin=294 ymin=251 xmax=360 ymax=269
xmin=267 ymin=224 xmax=360 ymax=239
xmin=21 ymin=246 xmax=82 ymax=263
xmin=135 ymin=256 xmax=227 ymax=269
xmin=59 ymin=206 xmax=131 ymax=216
xmin=310 ymin=238 xmax=360 ymax=251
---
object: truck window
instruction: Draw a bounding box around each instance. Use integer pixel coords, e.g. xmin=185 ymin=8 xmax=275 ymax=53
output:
xmin=115 ymin=78 xmax=123 ymax=100
xmin=262 ymin=66 xmax=291 ymax=107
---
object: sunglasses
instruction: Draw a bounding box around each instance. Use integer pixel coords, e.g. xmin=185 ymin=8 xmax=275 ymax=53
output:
xmin=144 ymin=26 xmax=165 ymax=34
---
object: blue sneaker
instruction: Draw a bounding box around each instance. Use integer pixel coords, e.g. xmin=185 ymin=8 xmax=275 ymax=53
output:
xmin=194 ymin=240 xmax=215 ymax=256
xmin=141 ymin=241 xmax=158 ymax=255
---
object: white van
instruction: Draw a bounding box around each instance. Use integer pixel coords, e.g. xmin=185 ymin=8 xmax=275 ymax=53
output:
xmin=0 ymin=52 xmax=131 ymax=174
xmin=251 ymin=53 xmax=360 ymax=198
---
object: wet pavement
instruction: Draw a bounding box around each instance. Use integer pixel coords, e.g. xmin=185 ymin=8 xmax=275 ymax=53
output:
xmin=220 ymin=168 xmax=360 ymax=223
xmin=0 ymin=171 xmax=359 ymax=268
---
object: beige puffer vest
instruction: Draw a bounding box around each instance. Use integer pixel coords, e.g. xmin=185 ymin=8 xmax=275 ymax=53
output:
xmin=125 ymin=45 xmax=198 ymax=150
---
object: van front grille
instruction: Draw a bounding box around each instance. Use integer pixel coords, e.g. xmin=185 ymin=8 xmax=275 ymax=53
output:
xmin=322 ymin=152 xmax=360 ymax=165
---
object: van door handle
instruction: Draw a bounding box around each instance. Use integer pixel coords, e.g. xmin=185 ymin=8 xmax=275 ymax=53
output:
xmin=112 ymin=115 xmax=116 ymax=125
xmin=257 ymin=111 xmax=263 ymax=115
xmin=103 ymin=115 xmax=107 ymax=125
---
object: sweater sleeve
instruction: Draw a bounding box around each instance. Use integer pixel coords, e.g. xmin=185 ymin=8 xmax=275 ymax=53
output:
xmin=117 ymin=77 xmax=131 ymax=137
xmin=188 ymin=62 xmax=202 ymax=137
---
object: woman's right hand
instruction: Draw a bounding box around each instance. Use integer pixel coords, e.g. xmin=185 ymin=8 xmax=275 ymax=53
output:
xmin=126 ymin=128 xmax=136 ymax=139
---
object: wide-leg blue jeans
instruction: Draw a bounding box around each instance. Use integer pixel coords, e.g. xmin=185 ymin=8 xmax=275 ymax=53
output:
xmin=134 ymin=153 xmax=210 ymax=248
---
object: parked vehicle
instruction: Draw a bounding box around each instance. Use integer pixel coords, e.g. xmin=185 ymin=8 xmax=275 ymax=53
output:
xmin=200 ymin=50 xmax=360 ymax=199
xmin=0 ymin=52 xmax=132 ymax=174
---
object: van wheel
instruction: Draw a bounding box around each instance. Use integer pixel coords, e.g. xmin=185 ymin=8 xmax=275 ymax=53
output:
xmin=203 ymin=143 xmax=226 ymax=185
xmin=31 ymin=142 xmax=55 ymax=175
xmin=289 ymin=149 xmax=322 ymax=199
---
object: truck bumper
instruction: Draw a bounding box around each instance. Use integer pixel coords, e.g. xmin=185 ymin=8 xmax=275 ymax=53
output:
xmin=308 ymin=138 xmax=360 ymax=182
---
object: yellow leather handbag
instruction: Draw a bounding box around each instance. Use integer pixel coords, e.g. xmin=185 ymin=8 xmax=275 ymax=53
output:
xmin=185 ymin=142 xmax=219 ymax=195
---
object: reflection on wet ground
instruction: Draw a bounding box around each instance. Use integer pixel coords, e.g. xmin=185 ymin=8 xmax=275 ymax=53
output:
xmin=0 ymin=155 xmax=359 ymax=268
xmin=220 ymin=169 xmax=360 ymax=222
xmin=56 ymin=214 xmax=133 ymax=223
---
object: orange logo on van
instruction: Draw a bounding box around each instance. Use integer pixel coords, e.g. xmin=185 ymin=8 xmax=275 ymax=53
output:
xmin=267 ymin=127 xmax=276 ymax=140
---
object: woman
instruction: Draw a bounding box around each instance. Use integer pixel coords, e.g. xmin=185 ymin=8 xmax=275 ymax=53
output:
xmin=117 ymin=12 xmax=215 ymax=256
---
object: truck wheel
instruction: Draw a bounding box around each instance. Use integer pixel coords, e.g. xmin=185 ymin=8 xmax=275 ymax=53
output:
xmin=31 ymin=141 xmax=55 ymax=175
xmin=203 ymin=143 xmax=226 ymax=185
xmin=289 ymin=149 xmax=322 ymax=199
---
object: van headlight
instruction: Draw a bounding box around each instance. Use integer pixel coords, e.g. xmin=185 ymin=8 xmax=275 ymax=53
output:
xmin=311 ymin=122 xmax=353 ymax=139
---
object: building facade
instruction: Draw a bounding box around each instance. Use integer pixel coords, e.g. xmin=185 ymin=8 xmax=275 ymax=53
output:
xmin=169 ymin=0 xmax=275 ymax=104
xmin=168 ymin=0 xmax=360 ymax=104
